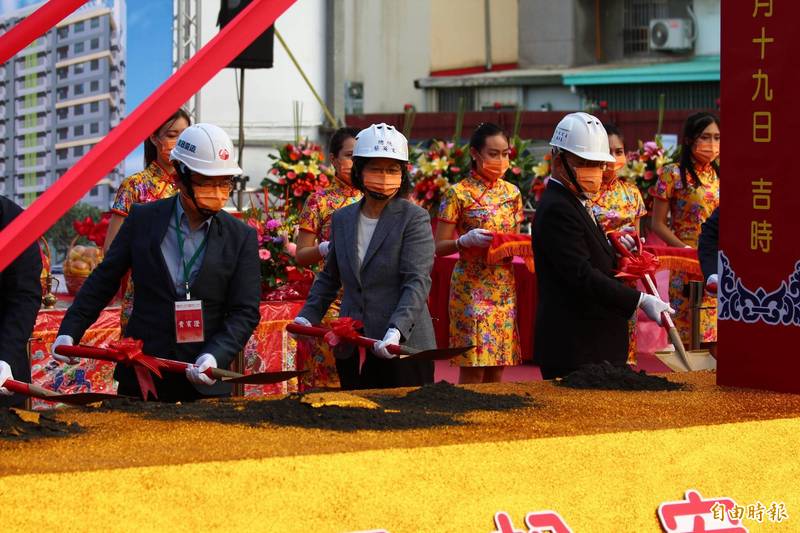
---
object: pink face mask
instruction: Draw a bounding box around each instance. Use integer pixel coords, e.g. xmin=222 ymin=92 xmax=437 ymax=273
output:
xmin=693 ymin=141 xmax=720 ymax=166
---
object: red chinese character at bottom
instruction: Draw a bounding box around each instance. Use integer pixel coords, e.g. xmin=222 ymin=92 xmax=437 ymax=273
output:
xmin=658 ymin=490 xmax=747 ymax=533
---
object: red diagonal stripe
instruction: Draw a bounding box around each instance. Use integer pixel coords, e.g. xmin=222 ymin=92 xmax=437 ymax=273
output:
xmin=0 ymin=0 xmax=296 ymax=271
xmin=0 ymin=0 xmax=89 ymax=65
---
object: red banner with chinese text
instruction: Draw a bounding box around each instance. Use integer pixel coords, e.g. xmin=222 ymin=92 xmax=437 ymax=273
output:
xmin=719 ymin=0 xmax=800 ymax=392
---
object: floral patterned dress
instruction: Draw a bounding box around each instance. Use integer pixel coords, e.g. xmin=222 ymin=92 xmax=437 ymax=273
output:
xmin=110 ymin=161 xmax=179 ymax=331
xmin=653 ymin=163 xmax=719 ymax=344
xmin=297 ymin=177 xmax=362 ymax=389
xmin=589 ymin=178 xmax=647 ymax=364
xmin=438 ymin=175 xmax=523 ymax=367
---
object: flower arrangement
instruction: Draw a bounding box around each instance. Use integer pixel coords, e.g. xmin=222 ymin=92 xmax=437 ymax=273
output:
xmin=263 ymin=141 xmax=333 ymax=215
xmin=504 ymin=137 xmax=546 ymax=209
xmin=410 ymin=140 xmax=470 ymax=214
xmin=618 ymin=138 xmax=677 ymax=213
xmin=241 ymin=209 xmax=313 ymax=300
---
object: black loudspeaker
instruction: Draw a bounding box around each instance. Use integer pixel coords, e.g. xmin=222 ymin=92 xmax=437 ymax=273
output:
xmin=217 ymin=0 xmax=274 ymax=69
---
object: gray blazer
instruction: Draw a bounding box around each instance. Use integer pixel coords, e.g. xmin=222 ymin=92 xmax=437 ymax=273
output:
xmin=300 ymin=197 xmax=436 ymax=351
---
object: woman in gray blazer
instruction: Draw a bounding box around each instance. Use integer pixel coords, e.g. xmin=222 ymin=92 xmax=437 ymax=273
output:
xmin=295 ymin=123 xmax=436 ymax=389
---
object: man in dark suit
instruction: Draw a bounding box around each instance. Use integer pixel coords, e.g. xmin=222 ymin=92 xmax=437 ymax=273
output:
xmin=53 ymin=124 xmax=260 ymax=401
xmin=698 ymin=207 xmax=719 ymax=290
xmin=532 ymin=113 xmax=673 ymax=379
xmin=0 ymin=196 xmax=43 ymax=406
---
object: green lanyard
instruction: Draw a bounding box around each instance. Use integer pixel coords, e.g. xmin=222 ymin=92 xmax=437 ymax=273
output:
xmin=174 ymin=208 xmax=209 ymax=300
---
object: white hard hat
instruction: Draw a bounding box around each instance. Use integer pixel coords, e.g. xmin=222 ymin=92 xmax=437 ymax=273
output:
xmin=353 ymin=123 xmax=409 ymax=162
xmin=170 ymin=123 xmax=243 ymax=177
xmin=549 ymin=112 xmax=616 ymax=163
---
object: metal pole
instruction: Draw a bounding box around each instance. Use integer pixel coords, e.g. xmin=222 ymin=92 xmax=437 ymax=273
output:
xmin=484 ymin=0 xmax=492 ymax=71
xmin=237 ymin=68 xmax=246 ymax=210
xmin=274 ymin=28 xmax=339 ymax=128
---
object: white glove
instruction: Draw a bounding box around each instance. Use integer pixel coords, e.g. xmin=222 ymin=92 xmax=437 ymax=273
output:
xmin=638 ymin=293 xmax=675 ymax=326
xmin=290 ymin=316 xmax=312 ymax=339
xmin=618 ymin=233 xmax=638 ymax=253
xmin=0 ymin=361 xmax=13 ymax=396
xmin=185 ymin=353 xmax=217 ymax=386
xmin=373 ymin=328 xmax=401 ymax=359
xmin=318 ymin=241 xmax=330 ymax=257
xmin=457 ymin=228 xmax=493 ymax=249
xmin=706 ymin=273 xmax=719 ymax=294
xmin=51 ymin=335 xmax=78 ymax=364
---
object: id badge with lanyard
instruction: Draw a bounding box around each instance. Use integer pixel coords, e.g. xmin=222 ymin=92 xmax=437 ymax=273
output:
xmin=173 ymin=208 xmax=208 ymax=344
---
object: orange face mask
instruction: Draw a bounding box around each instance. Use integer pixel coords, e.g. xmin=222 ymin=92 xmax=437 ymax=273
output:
xmin=693 ymin=141 xmax=720 ymax=166
xmin=574 ymin=166 xmax=603 ymax=196
xmin=158 ymin=137 xmax=177 ymax=166
xmin=337 ymin=158 xmax=353 ymax=185
xmin=363 ymin=168 xmax=402 ymax=197
xmin=189 ymin=184 xmax=230 ymax=214
xmin=478 ymin=156 xmax=510 ymax=182
xmin=602 ymin=154 xmax=627 ymax=182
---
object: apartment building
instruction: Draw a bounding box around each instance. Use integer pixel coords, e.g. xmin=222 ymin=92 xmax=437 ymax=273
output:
xmin=0 ymin=0 xmax=126 ymax=209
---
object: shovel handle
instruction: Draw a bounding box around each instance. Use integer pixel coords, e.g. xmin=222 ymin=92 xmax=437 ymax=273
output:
xmin=286 ymin=323 xmax=408 ymax=355
xmin=643 ymin=274 xmax=692 ymax=371
xmin=3 ymin=379 xmax=60 ymax=400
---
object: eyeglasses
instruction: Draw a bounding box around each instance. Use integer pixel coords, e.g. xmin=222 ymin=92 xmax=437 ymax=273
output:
xmin=191 ymin=178 xmax=234 ymax=189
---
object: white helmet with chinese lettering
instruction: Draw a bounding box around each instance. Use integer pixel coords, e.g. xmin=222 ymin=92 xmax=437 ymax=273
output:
xmin=170 ymin=123 xmax=243 ymax=176
xmin=353 ymin=123 xmax=409 ymax=162
xmin=549 ymin=112 xmax=616 ymax=163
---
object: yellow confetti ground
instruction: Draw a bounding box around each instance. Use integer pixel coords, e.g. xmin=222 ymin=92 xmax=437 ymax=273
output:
xmin=1 ymin=372 xmax=798 ymax=532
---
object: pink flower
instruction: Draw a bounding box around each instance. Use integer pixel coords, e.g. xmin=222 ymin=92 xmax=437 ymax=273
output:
xmin=285 ymin=242 xmax=297 ymax=257
xmin=259 ymin=249 xmax=271 ymax=261
xmin=512 ymin=166 xmax=522 ymax=175
xmin=266 ymin=219 xmax=281 ymax=231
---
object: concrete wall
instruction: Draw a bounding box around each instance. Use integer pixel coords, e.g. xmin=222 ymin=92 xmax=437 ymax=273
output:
xmin=518 ymin=0 xmax=576 ymax=67
xmin=694 ymin=0 xmax=720 ymax=55
xmin=429 ymin=0 xmax=517 ymax=71
xmin=343 ymin=0 xmax=430 ymax=114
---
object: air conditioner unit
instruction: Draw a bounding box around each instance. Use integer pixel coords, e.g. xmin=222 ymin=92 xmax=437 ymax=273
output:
xmin=649 ymin=18 xmax=693 ymax=51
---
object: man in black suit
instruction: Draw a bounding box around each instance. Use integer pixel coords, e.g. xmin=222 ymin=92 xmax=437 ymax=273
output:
xmin=698 ymin=207 xmax=719 ymax=290
xmin=532 ymin=113 xmax=673 ymax=379
xmin=0 ymin=196 xmax=43 ymax=406
xmin=53 ymin=124 xmax=260 ymax=401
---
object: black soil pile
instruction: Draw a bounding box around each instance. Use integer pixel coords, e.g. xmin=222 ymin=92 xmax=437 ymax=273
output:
xmin=0 ymin=407 xmax=83 ymax=441
xmin=556 ymin=362 xmax=686 ymax=391
xmin=376 ymin=381 xmax=537 ymax=414
xmin=88 ymin=381 xmax=536 ymax=432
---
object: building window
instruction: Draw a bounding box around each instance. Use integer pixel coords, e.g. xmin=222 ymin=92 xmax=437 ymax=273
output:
xmin=90 ymin=186 xmax=99 ymax=197
xmin=56 ymin=87 xmax=67 ymax=99
xmin=90 ymin=122 xmax=99 ymax=134
xmin=74 ymin=125 xmax=84 ymax=136
xmin=57 ymin=46 xmax=68 ymax=60
xmin=623 ymin=0 xmax=671 ymax=55
xmin=57 ymin=27 xmax=68 ymax=40
xmin=57 ymin=127 xmax=67 ymax=140
xmin=57 ymin=108 xmax=68 ymax=120
xmin=74 ymin=104 xmax=84 ymax=116
xmin=74 ymin=83 xmax=84 ymax=96
xmin=90 ymin=101 xmax=99 ymax=113
xmin=90 ymin=59 xmax=99 ymax=71
xmin=74 ymin=42 xmax=84 ymax=54
xmin=73 ymin=145 xmax=84 ymax=157
xmin=75 ymin=21 xmax=84 ymax=33
xmin=90 ymin=80 xmax=99 ymax=92
xmin=90 ymin=17 xmax=100 ymax=29
xmin=74 ymin=63 xmax=84 ymax=75
xmin=90 ymin=38 xmax=99 ymax=50
xmin=57 ymin=67 xmax=67 ymax=79
xmin=57 ymin=149 xmax=67 ymax=160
